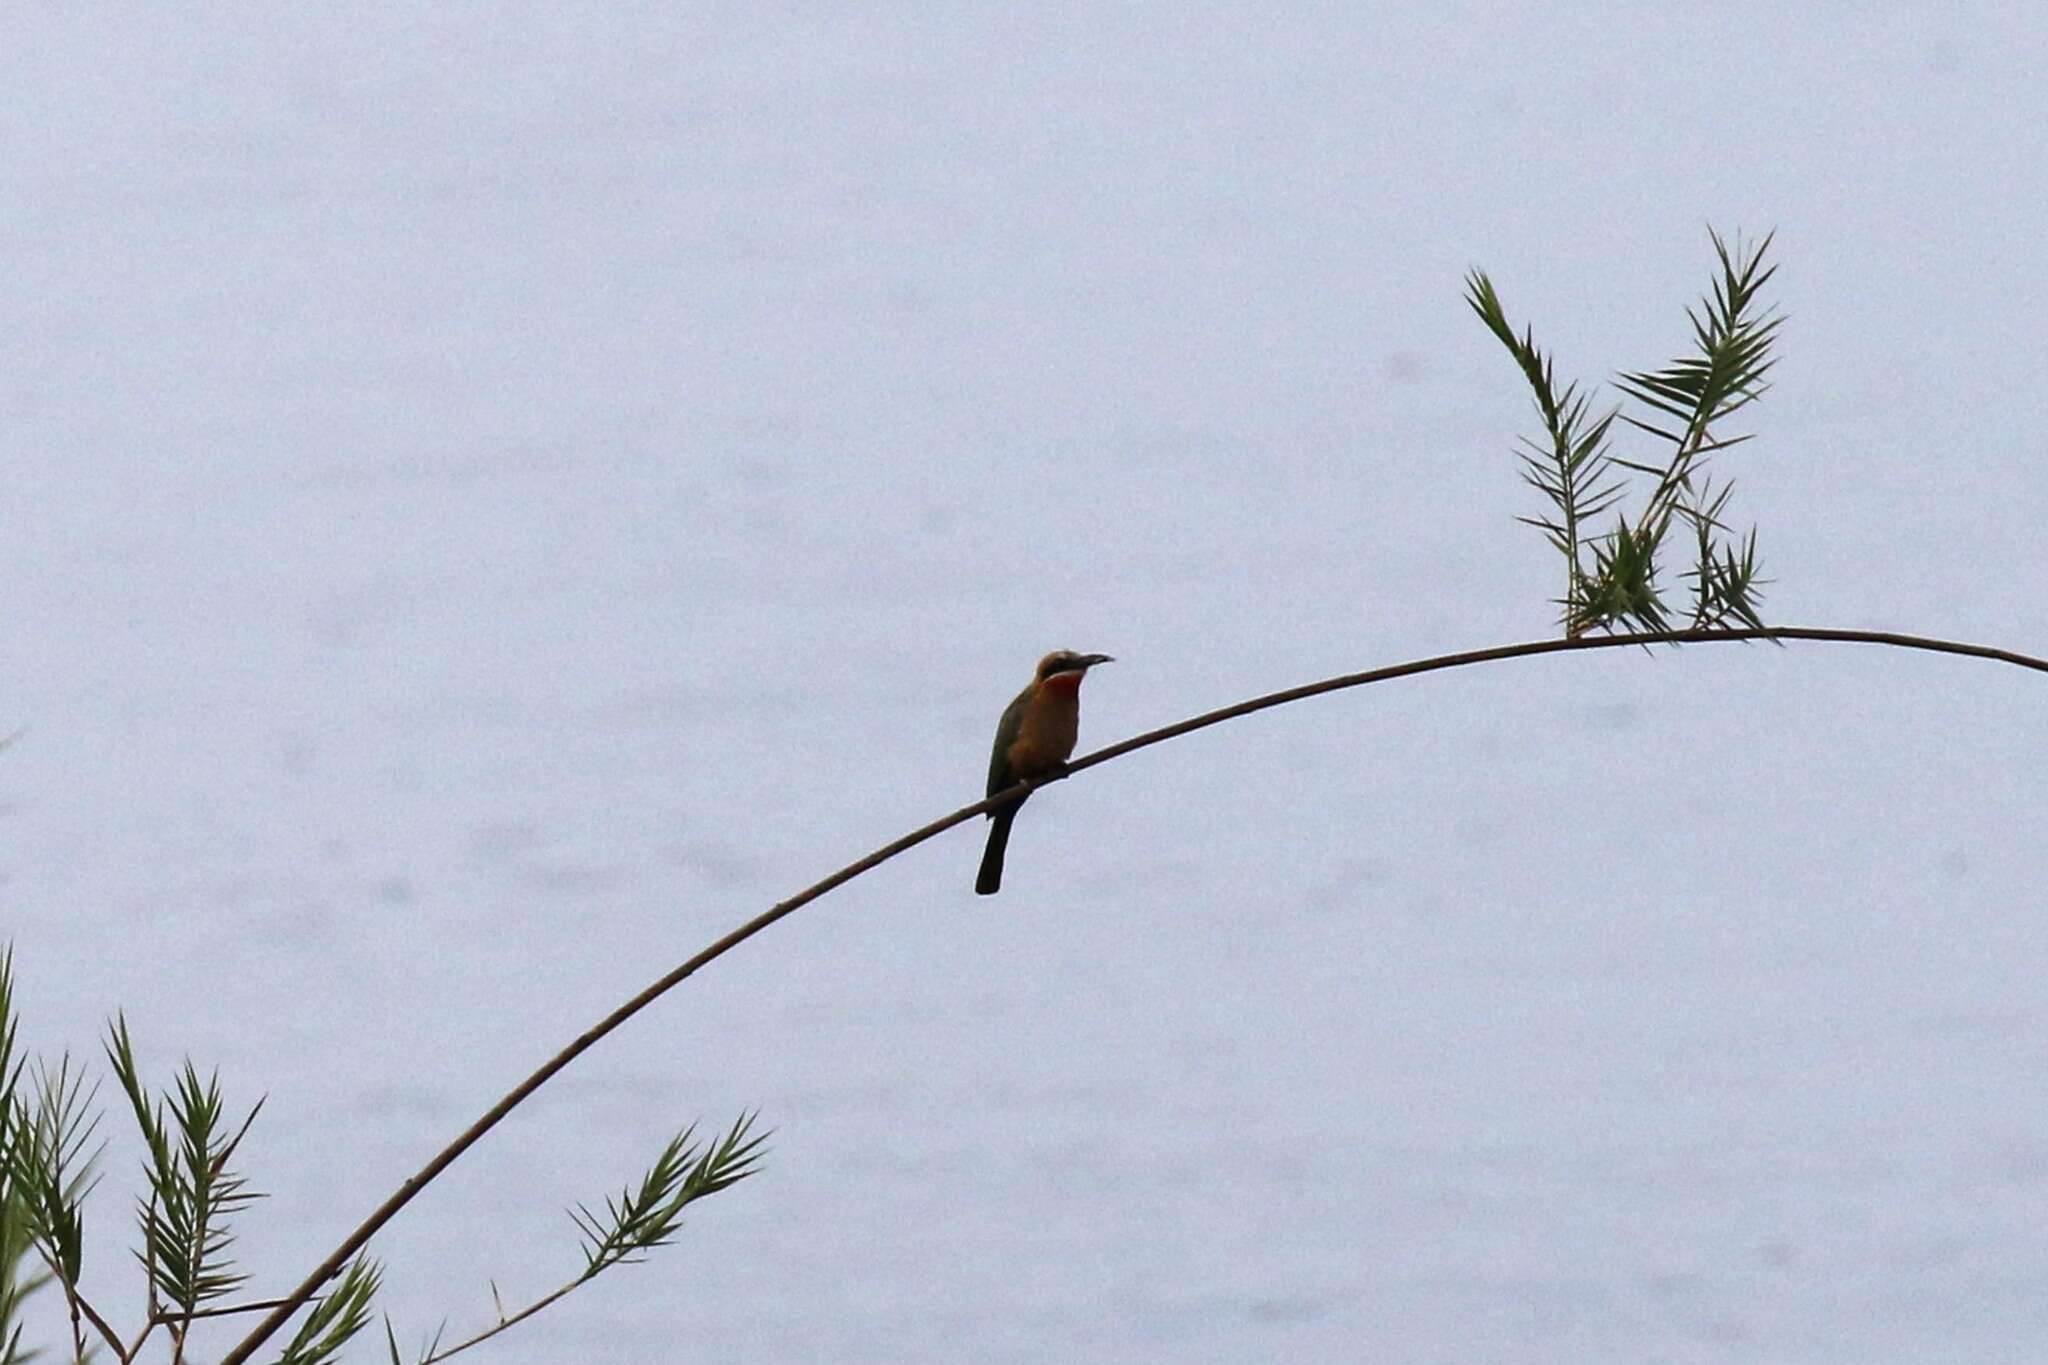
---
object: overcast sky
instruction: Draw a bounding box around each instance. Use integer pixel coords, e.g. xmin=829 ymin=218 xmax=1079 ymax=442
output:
xmin=5 ymin=8 xmax=2045 ymax=1362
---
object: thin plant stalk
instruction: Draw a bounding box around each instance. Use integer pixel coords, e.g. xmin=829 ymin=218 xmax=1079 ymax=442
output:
xmin=224 ymin=623 xmax=2048 ymax=1364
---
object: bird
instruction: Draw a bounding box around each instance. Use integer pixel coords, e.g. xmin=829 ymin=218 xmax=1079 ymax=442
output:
xmin=977 ymin=650 xmax=1114 ymax=896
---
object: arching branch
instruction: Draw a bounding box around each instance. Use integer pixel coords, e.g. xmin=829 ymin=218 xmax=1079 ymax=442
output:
xmin=223 ymin=624 xmax=2048 ymax=1363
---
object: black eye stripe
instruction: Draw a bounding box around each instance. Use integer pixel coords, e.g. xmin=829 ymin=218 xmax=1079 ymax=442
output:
xmin=1035 ymin=650 xmax=1109 ymax=681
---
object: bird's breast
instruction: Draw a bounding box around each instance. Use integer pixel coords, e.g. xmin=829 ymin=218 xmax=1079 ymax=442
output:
xmin=1006 ymin=686 xmax=1081 ymax=778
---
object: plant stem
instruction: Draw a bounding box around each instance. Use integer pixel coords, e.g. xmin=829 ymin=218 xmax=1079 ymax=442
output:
xmin=222 ymin=624 xmax=2048 ymax=1365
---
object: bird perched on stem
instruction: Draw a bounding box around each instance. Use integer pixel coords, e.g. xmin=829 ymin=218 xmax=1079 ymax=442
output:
xmin=977 ymin=650 xmax=1114 ymax=896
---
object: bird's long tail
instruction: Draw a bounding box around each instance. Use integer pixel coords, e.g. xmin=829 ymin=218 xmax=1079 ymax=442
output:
xmin=976 ymin=799 xmax=1023 ymax=896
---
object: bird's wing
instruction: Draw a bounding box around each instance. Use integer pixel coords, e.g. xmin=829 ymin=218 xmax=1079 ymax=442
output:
xmin=985 ymin=686 xmax=1033 ymax=798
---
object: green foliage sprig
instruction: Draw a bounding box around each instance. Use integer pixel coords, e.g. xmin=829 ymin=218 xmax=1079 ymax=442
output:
xmin=0 ymin=948 xmax=49 ymax=1365
xmin=11 ymin=1055 xmax=104 ymax=1363
xmin=1467 ymin=229 xmax=1781 ymax=635
xmin=107 ymin=1016 xmax=266 ymax=1365
xmin=573 ymin=1113 xmax=767 ymax=1280
xmin=0 ymin=950 xmax=762 ymax=1364
xmin=0 ymin=1193 xmax=34 ymax=1365
xmin=384 ymin=1114 xmax=769 ymax=1364
xmin=277 ymin=1257 xmax=381 ymax=1365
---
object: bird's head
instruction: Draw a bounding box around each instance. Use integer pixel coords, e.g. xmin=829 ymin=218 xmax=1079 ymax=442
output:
xmin=1035 ymin=650 xmax=1114 ymax=685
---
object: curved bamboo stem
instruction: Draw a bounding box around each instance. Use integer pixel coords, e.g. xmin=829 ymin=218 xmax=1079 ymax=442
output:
xmin=223 ymin=624 xmax=2048 ymax=1363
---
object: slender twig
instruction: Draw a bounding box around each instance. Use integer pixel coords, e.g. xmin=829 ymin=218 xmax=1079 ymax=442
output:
xmin=419 ymin=1279 xmax=576 ymax=1363
xmin=121 ymin=1211 xmax=161 ymax=1358
xmin=223 ymin=623 xmax=2048 ymax=1364
xmin=166 ymin=1292 xmax=302 ymax=1321
xmin=132 ymin=1190 xmax=162 ymax=1363
xmin=127 ymin=1285 xmax=354 ymax=1361
xmin=43 ymin=1246 xmax=87 ymax=1364
xmin=33 ymin=1246 xmax=121 ymax=1363
xmin=70 ymin=1293 xmax=109 ymax=1365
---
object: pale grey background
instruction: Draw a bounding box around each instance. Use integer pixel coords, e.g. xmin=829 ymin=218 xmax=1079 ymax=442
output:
xmin=4 ymin=6 xmax=2045 ymax=1362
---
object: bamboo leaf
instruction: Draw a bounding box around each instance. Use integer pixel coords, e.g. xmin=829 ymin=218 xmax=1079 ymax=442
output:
xmin=276 ymin=1257 xmax=382 ymax=1365
xmin=574 ymin=1113 xmax=769 ymax=1282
